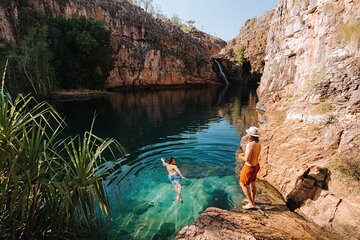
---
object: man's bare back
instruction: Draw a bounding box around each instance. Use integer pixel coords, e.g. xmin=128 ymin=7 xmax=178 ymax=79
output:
xmin=166 ymin=164 xmax=180 ymax=175
xmin=238 ymin=141 xmax=261 ymax=166
xmin=246 ymin=141 xmax=261 ymax=166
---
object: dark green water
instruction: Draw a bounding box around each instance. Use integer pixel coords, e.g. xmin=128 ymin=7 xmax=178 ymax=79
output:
xmin=51 ymin=85 xmax=258 ymax=239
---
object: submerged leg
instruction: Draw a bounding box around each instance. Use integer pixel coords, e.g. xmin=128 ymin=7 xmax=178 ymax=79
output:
xmin=173 ymin=184 xmax=179 ymax=201
xmin=175 ymin=183 xmax=182 ymax=202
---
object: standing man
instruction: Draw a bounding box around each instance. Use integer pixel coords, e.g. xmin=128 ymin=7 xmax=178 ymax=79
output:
xmin=237 ymin=126 xmax=261 ymax=209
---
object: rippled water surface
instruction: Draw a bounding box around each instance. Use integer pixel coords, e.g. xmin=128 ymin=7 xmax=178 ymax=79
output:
xmin=52 ymin=85 xmax=258 ymax=239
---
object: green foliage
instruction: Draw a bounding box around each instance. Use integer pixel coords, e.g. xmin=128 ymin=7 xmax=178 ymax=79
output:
xmin=0 ymin=89 xmax=126 ymax=238
xmin=16 ymin=3 xmax=48 ymax=37
xmin=1 ymin=6 xmax=114 ymax=94
xmin=338 ymin=21 xmax=360 ymax=46
xmin=309 ymin=123 xmax=321 ymax=133
xmin=127 ymin=0 xmax=197 ymax=32
xmin=186 ymin=20 xmax=196 ymax=28
xmin=329 ymin=154 xmax=360 ymax=181
xmin=210 ymin=37 xmax=223 ymax=45
xmin=270 ymin=61 xmax=280 ymax=76
xmin=168 ymin=15 xmax=197 ymax=33
xmin=312 ymin=102 xmax=334 ymax=114
xmin=275 ymin=110 xmax=287 ymax=125
xmin=303 ymin=72 xmax=326 ymax=93
xmin=170 ymin=14 xmax=182 ymax=27
xmin=6 ymin=27 xmax=55 ymax=95
xmin=128 ymin=0 xmax=155 ymax=15
xmin=99 ymin=0 xmax=110 ymax=10
xmin=48 ymin=16 xmax=114 ymax=89
xmin=235 ymin=45 xmax=246 ymax=66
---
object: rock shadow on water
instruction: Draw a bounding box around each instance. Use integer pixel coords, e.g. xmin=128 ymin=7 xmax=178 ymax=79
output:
xmin=152 ymin=223 xmax=176 ymax=240
xmin=182 ymin=166 xmax=233 ymax=180
xmin=208 ymin=189 xmax=231 ymax=210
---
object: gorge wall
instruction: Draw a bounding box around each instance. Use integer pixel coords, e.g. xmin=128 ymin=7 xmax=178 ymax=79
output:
xmin=0 ymin=0 xmax=225 ymax=89
xmin=256 ymin=0 xmax=360 ymax=239
xmin=217 ymin=10 xmax=274 ymax=85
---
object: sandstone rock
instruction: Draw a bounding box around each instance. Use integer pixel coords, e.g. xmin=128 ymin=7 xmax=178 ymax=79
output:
xmin=176 ymin=181 xmax=339 ymax=240
xmin=218 ymin=10 xmax=275 ymax=85
xmin=257 ymin=0 xmax=360 ymax=239
xmin=300 ymin=192 xmax=341 ymax=227
xmin=0 ymin=0 xmax=225 ymax=89
xmin=332 ymin=199 xmax=360 ymax=240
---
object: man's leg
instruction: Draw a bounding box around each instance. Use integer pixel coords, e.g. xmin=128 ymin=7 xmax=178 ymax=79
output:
xmin=250 ymin=181 xmax=257 ymax=203
xmin=178 ymin=184 xmax=182 ymax=201
xmin=175 ymin=183 xmax=182 ymax=201
xmin=240 ymin=182 xmax=255 ymax=207
xmin=174 ymin=185 xmax=179 ymax=201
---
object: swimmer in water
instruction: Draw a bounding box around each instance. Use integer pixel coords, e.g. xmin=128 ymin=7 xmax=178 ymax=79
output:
xmin=161 ymin=157 xmax=186 ymax=202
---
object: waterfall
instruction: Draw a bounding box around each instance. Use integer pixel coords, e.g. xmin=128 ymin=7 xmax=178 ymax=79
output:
xmin=214 ymin=59 xmax=230 ymax=85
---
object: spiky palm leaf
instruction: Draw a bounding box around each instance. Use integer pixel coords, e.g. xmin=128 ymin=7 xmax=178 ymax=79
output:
xmin=0 ymin=90 xmax=126 ymax=239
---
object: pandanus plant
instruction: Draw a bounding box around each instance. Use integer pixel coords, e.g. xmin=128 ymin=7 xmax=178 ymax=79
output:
xmin=0 ymin=61 xmax=126 ymax=239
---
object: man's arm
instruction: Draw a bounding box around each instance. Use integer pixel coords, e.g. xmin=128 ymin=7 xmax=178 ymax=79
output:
xmin=174 ymin=166 xmax=185 ymax=178
xmin=161 ymin=158 xmax=167 ymax=167
xmin=238 ymin=142 xmax=253 ymax=165
xmin=237 ymin=152 xmax=245 ymax=161
xmin=244 ymin=142 xmax=253 ymax=165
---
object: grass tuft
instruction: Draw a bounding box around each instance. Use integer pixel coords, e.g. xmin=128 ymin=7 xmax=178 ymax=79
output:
xmin=275 ymin=111 xmax=287 ymax=125
xmin=338 ymin=21 xmax=360 ymax=46
xmin=329 ymin=155 xmax=360 ymax=181
xmin=312 ymin=102 xmax=335 ymax=115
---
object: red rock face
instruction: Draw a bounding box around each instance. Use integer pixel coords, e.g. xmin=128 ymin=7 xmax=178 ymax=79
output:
xmin=257 ymin=0 xmax=360 ymax=239
xmin=217 ymin=10 xmax=274 ymax=85
xmin=0 ymin=0 xmax=225 ymax=89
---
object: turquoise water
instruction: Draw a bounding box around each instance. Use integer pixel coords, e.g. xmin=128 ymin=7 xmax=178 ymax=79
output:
xmin=51 ymin=85 xmax=258 ymax=239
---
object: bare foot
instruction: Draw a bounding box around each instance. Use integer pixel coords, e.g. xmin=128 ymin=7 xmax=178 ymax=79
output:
xmin=242 ymin=203 xmax=257 ymax=210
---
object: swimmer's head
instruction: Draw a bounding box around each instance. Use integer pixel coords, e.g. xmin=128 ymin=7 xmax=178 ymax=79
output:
xmin=168 ymin=157 xmax=176 ymax=165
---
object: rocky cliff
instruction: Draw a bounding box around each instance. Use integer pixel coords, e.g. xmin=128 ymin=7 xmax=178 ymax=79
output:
xmin=0 ymin=0 xmax=225 ymax=89
xmin=176 ymin=180 xmax=338 ymax=240
xmin=216 ymin=10 xmax=274 ymax=85
xmin=257 ymin=0 xmax=360 ymax=239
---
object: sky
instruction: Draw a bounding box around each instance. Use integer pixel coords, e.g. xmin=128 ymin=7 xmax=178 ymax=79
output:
xmin=152 ymin=0 xmax=278 ymax=41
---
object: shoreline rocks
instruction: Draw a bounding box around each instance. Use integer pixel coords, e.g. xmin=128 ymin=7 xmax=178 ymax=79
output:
xmin=176 ymin=180 xmax=339 ymax=240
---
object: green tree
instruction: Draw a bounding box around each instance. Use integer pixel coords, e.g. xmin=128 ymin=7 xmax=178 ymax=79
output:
xmin=7 ymin=27 xmax=55 ymax=95
xmin=185 ymin=20 xmax=196 ymax=28
xmin=48 ymin=16 xmax=114 ymax=89
xmin=235 ymin=45 xmax=246 ymax=67
xmin=128 ymin=0 xmax=155 ymax=15
xmin=170 ymin=14 xmax=182 ymax=27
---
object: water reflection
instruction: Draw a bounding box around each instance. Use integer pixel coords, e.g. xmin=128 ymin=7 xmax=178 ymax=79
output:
xmin=217 ymin=85 xmax=258 ymax=135
xmin=50 ymin=85 xmax=259 ymax=239
xmin=52 ymin=85 xmax=258 ymax=151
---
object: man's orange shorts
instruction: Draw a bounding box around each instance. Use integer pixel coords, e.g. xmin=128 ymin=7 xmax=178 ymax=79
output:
xmin=240 ymin=163 xmax=260 ymax=185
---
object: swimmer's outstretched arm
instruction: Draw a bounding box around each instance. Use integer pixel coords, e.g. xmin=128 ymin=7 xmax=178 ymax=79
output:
xmin=161 ymin=158 xmax=167 ymax=167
